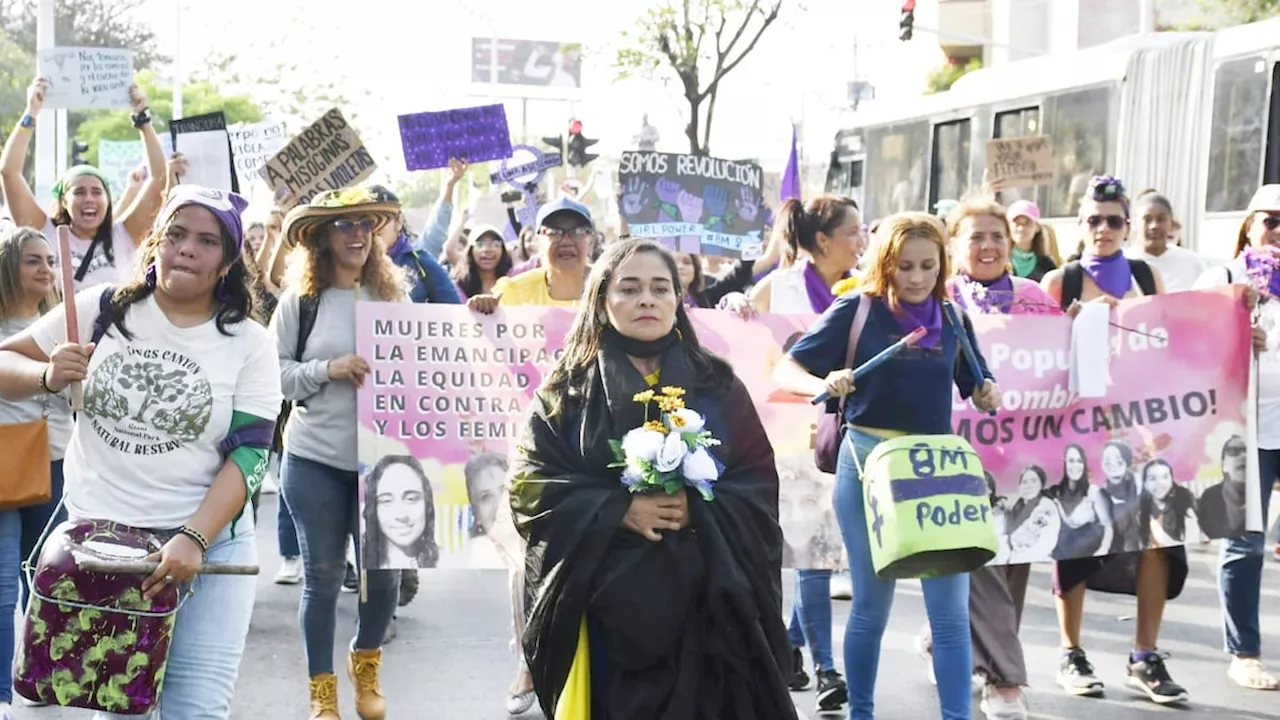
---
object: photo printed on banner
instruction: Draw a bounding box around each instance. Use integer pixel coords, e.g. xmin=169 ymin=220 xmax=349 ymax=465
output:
xmin=618 ymin=151 xmax=766 ymax=259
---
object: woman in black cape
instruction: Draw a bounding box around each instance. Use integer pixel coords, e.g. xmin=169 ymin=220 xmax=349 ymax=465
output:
xmin=509 ymin=238 xmax=796 ymax=719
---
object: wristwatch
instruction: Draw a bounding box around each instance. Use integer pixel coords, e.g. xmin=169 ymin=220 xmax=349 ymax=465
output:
xmin=131 ymin=107 xmax=152 ymax=128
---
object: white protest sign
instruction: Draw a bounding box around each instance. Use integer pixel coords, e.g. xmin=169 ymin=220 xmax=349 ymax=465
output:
xmin=97 ymin=139 xmax=142 ymax=197
xmin=37 ymin=47 xmax=133 ymax=110
xmin=228 ymin=121 xmax=287 ymax=191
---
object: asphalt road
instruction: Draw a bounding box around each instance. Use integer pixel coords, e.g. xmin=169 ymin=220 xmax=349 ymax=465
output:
xmin=16 ymin=492 xmax=1280 ymax=719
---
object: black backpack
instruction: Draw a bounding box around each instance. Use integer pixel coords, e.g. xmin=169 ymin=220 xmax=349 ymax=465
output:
xmin=269 ymin=294 xmax=320 ymax=455
xmin=1060 ymin=259 xmax=1157 ymax=309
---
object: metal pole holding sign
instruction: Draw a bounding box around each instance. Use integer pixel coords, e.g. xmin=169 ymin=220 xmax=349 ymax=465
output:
xmin=34 ymin=0 xmax=56 ymax=197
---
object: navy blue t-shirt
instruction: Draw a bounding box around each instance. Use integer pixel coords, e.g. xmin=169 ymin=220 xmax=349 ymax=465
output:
xmin=787 ymin=293 xmax=991 ymax=434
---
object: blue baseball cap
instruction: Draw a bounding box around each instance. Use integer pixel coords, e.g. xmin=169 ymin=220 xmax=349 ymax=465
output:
xmin=535 ymin=196 xmax=594 ymax=230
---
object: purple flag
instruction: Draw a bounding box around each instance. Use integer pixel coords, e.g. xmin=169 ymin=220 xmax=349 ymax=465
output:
xmin=780 ymin=124 xmax=800 ymax=202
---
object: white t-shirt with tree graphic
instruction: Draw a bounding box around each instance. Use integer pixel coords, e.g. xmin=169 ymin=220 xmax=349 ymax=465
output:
xmin=28 ymin=284 xmax=282 ymax=528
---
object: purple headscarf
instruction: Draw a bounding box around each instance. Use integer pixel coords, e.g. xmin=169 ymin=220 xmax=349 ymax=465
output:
xmin=155 ymin=185 xmax=250 ymax=256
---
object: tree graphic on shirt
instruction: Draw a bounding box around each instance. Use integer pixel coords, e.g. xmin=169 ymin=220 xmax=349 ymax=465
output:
xmin=114 ymin=361 xmax=213 ymax=443
xmin=83 ymin=352 xmax=129 ymax=421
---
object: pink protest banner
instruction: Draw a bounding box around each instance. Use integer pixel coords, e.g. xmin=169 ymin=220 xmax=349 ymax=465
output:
xmin=355 ymin=302 xmax=836 ymax=570
xmin=956 ymin=286 xmax=1253 ymax=564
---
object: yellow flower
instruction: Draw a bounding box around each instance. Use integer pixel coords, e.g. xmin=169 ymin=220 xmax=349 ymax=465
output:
xmin=660 ymin=386 xmax=686 ymax=398
xmin=643 ymin=420 xmax=668 ymax=434
xmin=316 ymin=187 xmax=376 ymax=208
xmin=657 ymin=396 xmax=686 ymax=413
xmin=633 ymin=390 xmax=656 ymax=404
xmin=832 ymin=276 xmax=861 ymax=296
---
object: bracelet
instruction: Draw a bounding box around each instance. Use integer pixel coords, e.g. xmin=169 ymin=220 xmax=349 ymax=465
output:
xmin=131 ymin=107 xmax=152 ymax=129
xmin=19 ymin=114 xmax=35 ymax=130
xmin=38 ymin=367 xmax=53 ymax=394
xmin=177 ymin=525 xmax=209 ymax=553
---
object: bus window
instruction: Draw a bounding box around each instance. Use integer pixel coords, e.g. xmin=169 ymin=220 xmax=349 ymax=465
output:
xmin=1042 ymin=87 xmax=1112 ymax=218
xmin=1207 ymin=56 xmax=1271 ymax=212
xmin=930 ymin=119 xmax=971 ymax=210
xmin=993 ymin=107 xmax=1042 ymax=206
xmin=865 ymin=121 xmax=930 ymax=220
xmin=1266 ymin=61 xmax=1280 ymax=187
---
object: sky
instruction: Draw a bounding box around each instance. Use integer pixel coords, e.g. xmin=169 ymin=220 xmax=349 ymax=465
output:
xmin=134 ymin=0 xmax=945 ymax=188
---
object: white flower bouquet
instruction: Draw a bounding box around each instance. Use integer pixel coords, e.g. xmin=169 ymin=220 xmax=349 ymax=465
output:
xmin=609 ymin=386 xmax=723 ymax=501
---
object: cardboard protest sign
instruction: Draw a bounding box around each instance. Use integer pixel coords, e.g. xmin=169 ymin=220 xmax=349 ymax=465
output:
xmin=171 ymin=112 xmax=237 ymax=193
xmin=985 ymin=136 xmax=1053 ymax=189
xmin=37 ymin=47 xmax=133 ymax=110
xmin=618 ymin=151 xmax=766 ymax=259
xmin=260 ymin=108 xmax=377 ymax=211
xmin=397 ymin=105 xmax=513 ymax=171
xmin=228 ymin=121 xmax=287 ymax=191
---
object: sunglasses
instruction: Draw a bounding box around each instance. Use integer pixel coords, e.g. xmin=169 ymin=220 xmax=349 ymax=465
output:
xmin=1224 ymin=443 xmax=1247 ymax=457
xmin=541 ymin=226 xmax=593 ymax=239
xmin=1085 ymin=214 xmax=1127 ymax=231
xmin=331 ymin=217 xmax=376 ymax=235
xmin=1260 ymin=214 xmax=1280 ymax=231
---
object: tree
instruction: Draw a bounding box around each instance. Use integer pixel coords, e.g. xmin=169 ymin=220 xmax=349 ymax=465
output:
xmin=926 ymin=58 xmax=982 ymax=95
xmin=1176 ymin=0 xmax=1279 ymax=28
xmin=0 ymin=0 xmax=168 ymax=69
xmin=615 ymin=0 xmax=783 ymax=156
xmin=73 ymin=69 xmax=264 ymax=167
xmin=392 ymin=172 xmax=445 ymax=211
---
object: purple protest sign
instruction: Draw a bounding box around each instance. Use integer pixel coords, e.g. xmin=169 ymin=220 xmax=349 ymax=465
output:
xmin=397 ymin=104 xmax=514 ymax=171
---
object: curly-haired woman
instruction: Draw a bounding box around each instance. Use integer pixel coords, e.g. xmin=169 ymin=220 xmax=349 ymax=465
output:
xmin=270 ymin=189 xmax=409 ymax=720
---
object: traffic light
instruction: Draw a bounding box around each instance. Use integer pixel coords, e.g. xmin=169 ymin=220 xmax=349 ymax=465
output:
xmin=567 ymin=120 xmax=598 ymax=167
xmin=71 ymin=140 xmax=89 ymax=166
xmin=542 ymin=134 xmax=565 ymax=162
xmin=899 ymin=0 xmax=915 ymax=41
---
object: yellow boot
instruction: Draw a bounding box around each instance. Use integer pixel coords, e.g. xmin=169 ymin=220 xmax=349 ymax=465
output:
xmin=347 ymin=646 xmax=387 ymax=720
xmin=308 ymin=673 xmax=340 ymax=719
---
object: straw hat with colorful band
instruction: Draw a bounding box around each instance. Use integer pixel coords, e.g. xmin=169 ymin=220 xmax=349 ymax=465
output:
xmin=155 ymin=185 xmax=250 ymax=256
xmin=282 ymin=187 xmax=399 ymax=249
xmin=52 ymin=165 xmax=112 ymax=201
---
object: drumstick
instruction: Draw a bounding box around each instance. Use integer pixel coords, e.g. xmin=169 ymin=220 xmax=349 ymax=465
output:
xmin=810 ymin=327 xmax=927 ymax=405
xmin=56 ymin=226 xmax=84 ymax=411
xmin=942 ymin=301 xmax=998 ymax=417
xmin=76 ymin=560 xmax=260 ymax=576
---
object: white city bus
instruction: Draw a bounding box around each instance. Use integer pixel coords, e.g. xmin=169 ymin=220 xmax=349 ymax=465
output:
xmin=824 ymin=18 xmax=1280 ymax=260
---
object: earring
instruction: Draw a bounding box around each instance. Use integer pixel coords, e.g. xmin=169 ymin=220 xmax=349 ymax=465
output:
xmin=144 ymin=263 xmax=157 ymax=289
xmin=215 ymin=276 xmax=230 ymax=303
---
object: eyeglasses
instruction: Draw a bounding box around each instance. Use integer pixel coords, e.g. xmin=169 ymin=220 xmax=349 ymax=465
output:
xmin=331 ymin=217 xmax=376 ymax=235
xmin=541 ymin=226 xmax=593 ymax=239
xmin=1260 ymin=214 xmax=1280 ymax=231
xmin=1085 ymin=214 xmax=1127 ymax=231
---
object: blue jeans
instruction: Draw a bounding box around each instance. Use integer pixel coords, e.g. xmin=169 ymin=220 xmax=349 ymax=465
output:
xmin=94 ymin=516 xmax=257 ymax=720
xmin=19 ymin=459 xmax=66 ymax=609
xmin=277 ymin=487 xmax=300 ymax=558
xmin=0 ymin=509 xmax=20 ymax=702
xmin=834 ymin=428 xmax=972 ymax=720
xmin=787 ymin=569 xmax=834 ymax=670
xmin=1219 ymin=448 xmax=1279 ymax=656
xmin=282 ymin=453 xmax=398 ymax=676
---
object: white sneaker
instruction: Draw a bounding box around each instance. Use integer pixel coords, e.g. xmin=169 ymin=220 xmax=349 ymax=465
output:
xmin=274 ymin=556 xmax=302 ymax=584
xmin=980 ymin=684 xmax=1028 ymax=719
xmin=829 ymin=572 xmax=852 ymax=600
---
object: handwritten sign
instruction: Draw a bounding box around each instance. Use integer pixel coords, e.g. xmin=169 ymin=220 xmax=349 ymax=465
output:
xmin=37 ymin=47 xmax=133 ymax=110
xmin=985 ymin=136 xmax=1053 ymax=189
xmin=618 ymin=151 xmax=766 ymax=259
xmin=397 ymin=105 xmax=513 ymax=171
xmin=228 ymin=121 xmax=287 ymax=191
xmin=171 ymin=112 xmax=236 ymax=193
xmin=861 ymin=435 xmax=997 ymax=579
xmin=260 ymin=108 xmax=377 ymax=211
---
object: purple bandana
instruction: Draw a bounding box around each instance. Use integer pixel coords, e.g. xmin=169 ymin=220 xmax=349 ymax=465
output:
xmin=1243 ymin=246 xmax=1280 ymax=298
xmin=895 ymin=295 xmax=943 ymax=349
xmin=803 ymin=262 xmax=848 ymax=313
xmin=1079 ymin=251 xmax=1130 ymax=298
xmin=388 ymin=230 xmax=413 ymax=258
xmin=155 ymin=185 xmax=249 ymax=256
xmin=955 ymin=273 xmax=1015 ymax=315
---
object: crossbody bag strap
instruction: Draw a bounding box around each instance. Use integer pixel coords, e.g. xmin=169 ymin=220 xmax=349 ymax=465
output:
xmin=837 ymin=294 xmax=873 ymax=415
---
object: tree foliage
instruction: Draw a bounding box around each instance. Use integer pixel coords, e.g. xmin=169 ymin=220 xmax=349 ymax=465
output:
xmin=1176 ymin=0 xmax=1280 ymax=28
xmin=0 ymin=0 xmax=168 ymax=69
xmin=926 ymin=58 xmax=983 ymax=95
xmin=615 ymin=0 xmax=782 ymax=156
xmin=74 ymin=69 xmax=264 ymax=167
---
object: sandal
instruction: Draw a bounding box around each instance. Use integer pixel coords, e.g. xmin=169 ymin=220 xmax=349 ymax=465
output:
xmin=1229 ymin=657 xmax=1279 ymax=690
